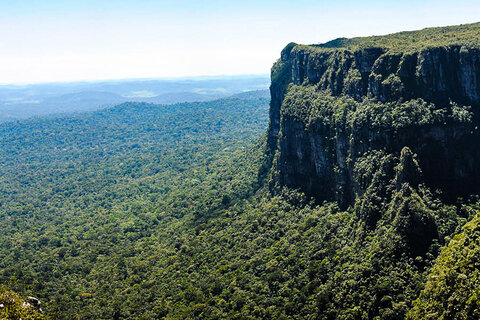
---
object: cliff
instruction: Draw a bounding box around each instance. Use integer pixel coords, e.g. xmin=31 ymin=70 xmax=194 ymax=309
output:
xmin=268 ymin=22 xmax=480 ymax=209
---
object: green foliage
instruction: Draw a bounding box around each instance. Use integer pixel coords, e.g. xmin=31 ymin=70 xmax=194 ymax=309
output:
xmin=300 ymin=22 xmax=480 ymax=52
xmin=355 ymin=152 xmax=396 ymax=228
xmin=0 ymin=286 xmax=48 ymax=320
xmin=408 ymin=212 xmax=480 ymax=319
xmin=395 ymin=147 xmax=422 ymax=191
xmin=281 ymin=85 xmax=462 ymax=132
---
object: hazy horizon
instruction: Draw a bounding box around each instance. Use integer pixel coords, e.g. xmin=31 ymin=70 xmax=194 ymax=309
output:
xmin=2 ymin=0 xmax=480 ymax=84
xmin=0 ymin=74 xmax=271 ymax=122
xmin=0 ymin=73 xmax=270 ymax=87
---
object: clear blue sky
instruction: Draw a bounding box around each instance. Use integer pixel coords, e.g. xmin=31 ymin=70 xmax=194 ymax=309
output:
xmin=1 ymin=0 xmax=479 ymax=84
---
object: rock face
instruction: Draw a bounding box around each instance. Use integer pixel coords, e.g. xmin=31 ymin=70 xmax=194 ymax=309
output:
xmin=287 ymin=45 xmax=480 ymax=106
xmin=268 ymin=25 xmax=480 ymax=208
xmin=22 ymin=296 xmax=43 ymax=313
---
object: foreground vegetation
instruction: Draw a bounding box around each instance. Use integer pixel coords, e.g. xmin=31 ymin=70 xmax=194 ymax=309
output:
xmin=0 ymin=285 xmax=47 ymax=320
xmin=408 ymin=213 xmax=480 ymax=320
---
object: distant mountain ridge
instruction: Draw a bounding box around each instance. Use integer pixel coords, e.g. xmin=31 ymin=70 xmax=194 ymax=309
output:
xmin=0 ymin=75 xmax=269 ymax=122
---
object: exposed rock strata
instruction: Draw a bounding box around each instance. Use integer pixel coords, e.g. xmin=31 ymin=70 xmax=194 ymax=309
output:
xmin=268 ymin=42 xmax=480 ymax=208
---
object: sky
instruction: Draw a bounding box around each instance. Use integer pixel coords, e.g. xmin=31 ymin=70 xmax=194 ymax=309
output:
xmin=1 ymin=0 xmax=480 ymax=84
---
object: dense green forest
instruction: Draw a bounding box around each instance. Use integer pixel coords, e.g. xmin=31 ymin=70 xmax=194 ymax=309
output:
xmin=0 ymin=91 xmax=272 ymax=319
xmin=1 ymin=89 xmax=478 ymax=320
xmin=3 ymin=22 xmax=480 ymax=320
xmin=408 ymin=213 xmax=480 ymax=319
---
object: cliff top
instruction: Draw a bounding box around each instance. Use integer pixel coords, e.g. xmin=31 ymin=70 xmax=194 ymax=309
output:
xmin=297 ymin=22 xmax=480 ymax=53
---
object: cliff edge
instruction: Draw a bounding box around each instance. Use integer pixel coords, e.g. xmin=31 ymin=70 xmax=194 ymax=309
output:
xmin=268 ymin=22 xmax=480 ymax=208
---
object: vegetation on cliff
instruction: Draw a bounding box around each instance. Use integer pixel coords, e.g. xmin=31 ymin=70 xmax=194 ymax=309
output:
xmin=307 ymin=22 xmax=480 ymax=52
xmin=274 ymin=84 xmax=476 ymax=207
xmin=281 ymin=85 xmax=471 ymax=129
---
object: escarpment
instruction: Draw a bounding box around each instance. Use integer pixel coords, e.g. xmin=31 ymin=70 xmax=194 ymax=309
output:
xmin=289 ymin=45 xmax=480 ymax=105
xmin=268 ymin=23 xmax=480 ymax=209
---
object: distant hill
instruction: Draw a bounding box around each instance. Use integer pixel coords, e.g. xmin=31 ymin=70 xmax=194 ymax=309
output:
xmin=0 ymin=75 xmax=269 ymax=122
